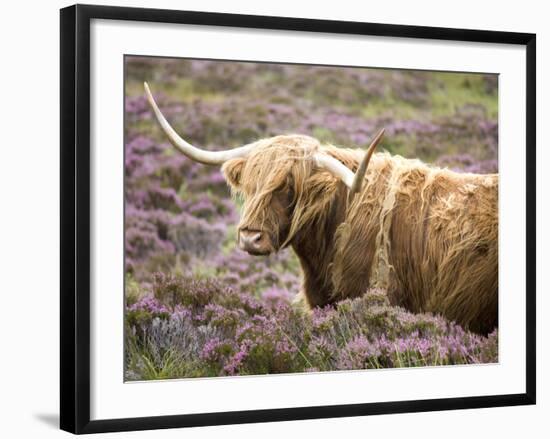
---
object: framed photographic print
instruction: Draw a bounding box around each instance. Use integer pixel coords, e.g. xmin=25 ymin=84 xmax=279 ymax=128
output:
xmin=60 ymin=4 xmax=536 ymax=434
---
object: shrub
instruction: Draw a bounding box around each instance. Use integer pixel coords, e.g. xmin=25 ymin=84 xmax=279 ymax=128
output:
xmin=124 ymin=57 xmax=499 ymax=380
xmin=125 ymin=277 xmax=498 ymax=379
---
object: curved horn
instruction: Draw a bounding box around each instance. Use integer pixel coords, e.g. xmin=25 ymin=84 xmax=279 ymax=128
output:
xmin=314 ymin=154 xmax=355 ymax=189
xmin=314 ymin=128 xmax=385 ymax=194
xmin=348 ymin=128 xmax=385 ymax=203
xmin=144 ymin=82 xmax=257 ymax=165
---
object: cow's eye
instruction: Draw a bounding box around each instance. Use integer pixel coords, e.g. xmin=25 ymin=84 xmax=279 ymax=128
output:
xmin=284 ymin=187 xmax=295 ymax=210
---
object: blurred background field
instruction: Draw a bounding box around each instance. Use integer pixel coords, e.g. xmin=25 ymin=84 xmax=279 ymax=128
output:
xmin=124 ymin=57 xmax=498 ymax=380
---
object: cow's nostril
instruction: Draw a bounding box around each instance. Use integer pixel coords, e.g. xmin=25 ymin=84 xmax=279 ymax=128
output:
xmin=239 ymin=229 xmax=271 ymax=255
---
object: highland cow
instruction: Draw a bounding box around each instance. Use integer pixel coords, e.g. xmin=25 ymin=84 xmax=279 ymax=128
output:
xmin=144 ymin=83 xmax=498 ymax=335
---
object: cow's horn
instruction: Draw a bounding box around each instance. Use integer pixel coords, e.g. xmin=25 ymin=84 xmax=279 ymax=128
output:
xmin=314 ymin=153 xmax=355 ymax=189
xmin=313 ymin=128 xmax=384 ymax=191
xmin=348 ymin=128 xmax=385 ymax=203
xmin=144 ymin=82 xmax=257 ymax=165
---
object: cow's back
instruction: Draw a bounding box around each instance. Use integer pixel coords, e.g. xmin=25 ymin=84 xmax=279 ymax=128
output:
xmin=332 ymin=154 xmax=498 ymax=334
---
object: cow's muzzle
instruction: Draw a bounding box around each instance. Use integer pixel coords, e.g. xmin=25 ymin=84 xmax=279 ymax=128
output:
xmin=238 ymin=229 xmax=273 ymax=255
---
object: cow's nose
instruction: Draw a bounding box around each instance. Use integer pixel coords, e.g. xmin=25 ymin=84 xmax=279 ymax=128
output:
xmin=239 ymin=229 xmax=271 ymax=255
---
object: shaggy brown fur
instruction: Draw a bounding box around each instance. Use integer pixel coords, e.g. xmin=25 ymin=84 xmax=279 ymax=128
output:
xmin=221 ymin=134 xmax=498 ymax=334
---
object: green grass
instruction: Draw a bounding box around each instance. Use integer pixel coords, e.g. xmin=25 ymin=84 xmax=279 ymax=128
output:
xmin=126 ymin=77 xmax=224 ymax=103
xmin=428 ymin=72 xmax=498 ymax=118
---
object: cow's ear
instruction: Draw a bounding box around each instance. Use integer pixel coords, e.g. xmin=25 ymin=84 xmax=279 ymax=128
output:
xmin=222 ymin=158 xmax=246 ymax=188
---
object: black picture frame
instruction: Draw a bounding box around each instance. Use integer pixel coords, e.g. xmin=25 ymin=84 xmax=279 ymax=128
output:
xmin=60 ymin=4 xmax=536 ymax=434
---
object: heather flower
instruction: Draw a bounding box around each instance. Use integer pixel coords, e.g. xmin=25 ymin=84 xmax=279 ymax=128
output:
xmin=200 ymin=338 xmax=231 ymax=362
xmin=128 ymin=295 xmax=169 ymax=315
xmin=124 ymin=57 xmax=499 ymax=380
xmin=262 ymin=286 xmax=292 ymax=305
